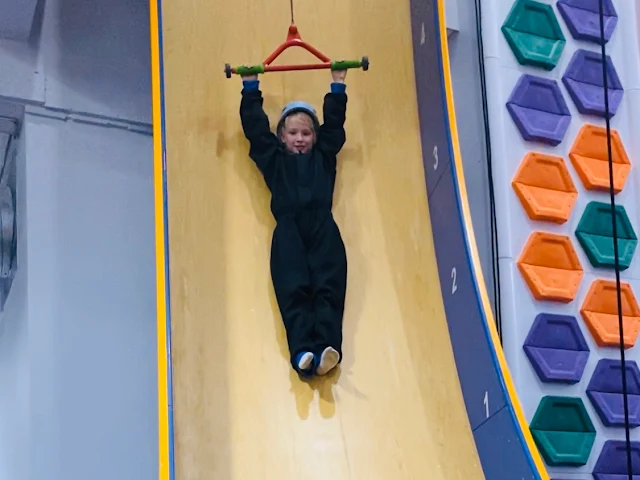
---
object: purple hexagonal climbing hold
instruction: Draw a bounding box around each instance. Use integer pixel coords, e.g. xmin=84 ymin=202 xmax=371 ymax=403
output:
xmin=523 ymin=313 xmax=589 ymax=384
xmin=562 ymin=48 xmax=624 ymax=118
xmin=506 ymin=74 xmax=571 ymax=146
xmin=557 ymin=0 xmax=618 ymax=45
xmin=593 ymin=440 xmax=640 ymax=480
xmin=586 ymin=358 xmax=640 ymax=428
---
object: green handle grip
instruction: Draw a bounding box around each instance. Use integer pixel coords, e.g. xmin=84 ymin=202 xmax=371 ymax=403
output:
xmin=331 ymin=60 xmax=362 ymax=70
xmin=234 ymin=65 xmax=265 ymax=76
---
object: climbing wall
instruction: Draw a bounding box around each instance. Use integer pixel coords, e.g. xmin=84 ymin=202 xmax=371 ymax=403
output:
xmin=483 ymin=0 xmax=640 ymax=476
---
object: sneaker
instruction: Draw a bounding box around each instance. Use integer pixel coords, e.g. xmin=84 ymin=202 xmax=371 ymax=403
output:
xmin=315 ymin=347 xmax=340 ymax=375
xmin=294 ymin=351 xmax=315 ymax=376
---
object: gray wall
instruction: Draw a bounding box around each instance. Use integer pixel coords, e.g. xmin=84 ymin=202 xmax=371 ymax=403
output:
xmin=447 ymin=0 xmax=496 ymax=316
xmin=0 ymin=0 xmax=158 ymax=479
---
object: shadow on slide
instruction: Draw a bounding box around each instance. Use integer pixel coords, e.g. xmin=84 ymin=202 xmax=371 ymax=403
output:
xmin=148 ymin=0 xmax=550 ymax=478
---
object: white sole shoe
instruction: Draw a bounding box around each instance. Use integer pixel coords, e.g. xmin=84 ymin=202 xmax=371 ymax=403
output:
xmin=316 ymin=347 xmax=340 ymax=375
xmin=297 ymin=352 xmax=314 ymax=372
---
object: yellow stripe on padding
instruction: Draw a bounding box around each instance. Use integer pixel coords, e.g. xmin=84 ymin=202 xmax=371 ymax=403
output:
xmin=149 ymin=0 xmax=171 ymax=479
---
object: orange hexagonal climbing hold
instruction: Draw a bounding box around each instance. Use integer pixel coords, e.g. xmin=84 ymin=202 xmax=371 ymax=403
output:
xmin=569 ymin=124 xmax=631 ymax=194
xmin=512 ymin=152 xmax=578 ymax=224
xmin=580 ymin=279 xmax=640 ymax=348
xmin=517 ymin=231 xmax=584 ymax=302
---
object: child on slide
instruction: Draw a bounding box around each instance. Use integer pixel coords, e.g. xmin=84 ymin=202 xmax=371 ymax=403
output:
xmin=239 ymin=68 xmax=349 ymax=377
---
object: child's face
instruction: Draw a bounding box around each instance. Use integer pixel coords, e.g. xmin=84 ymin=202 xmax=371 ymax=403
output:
xmin=280 ymin=113 xmax=316 ymax=154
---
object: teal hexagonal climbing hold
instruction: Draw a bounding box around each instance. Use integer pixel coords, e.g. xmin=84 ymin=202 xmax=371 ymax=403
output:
xmin=502 ymin=0 xmax=566 ymax=71
xmin=529 ymin=396 xmax=596 ymax=466
xmin=575 ymin=201 xmax=637 ymax=271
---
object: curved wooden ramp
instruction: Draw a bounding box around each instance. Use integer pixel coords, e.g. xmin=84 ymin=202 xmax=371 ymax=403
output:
xmin=154 ymin=0 xmax=484 ymax=477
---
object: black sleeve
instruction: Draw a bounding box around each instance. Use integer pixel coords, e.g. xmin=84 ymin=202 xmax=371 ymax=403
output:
xmin=317 ymin=92 xmax=347 ymax=157
xmin=239 ymin=87 xmax=279 ymax=180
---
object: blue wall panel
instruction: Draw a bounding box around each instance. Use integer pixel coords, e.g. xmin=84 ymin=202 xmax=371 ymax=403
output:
xmin=408 ymin=0 xmax=548 ymax=478
xmin=409 ymin=0 xmax=451 ymax=196
xmin=428 ymin=165 xmax=505 ymax=428
xmin=474 ymin=406 xmax=537 ymax=480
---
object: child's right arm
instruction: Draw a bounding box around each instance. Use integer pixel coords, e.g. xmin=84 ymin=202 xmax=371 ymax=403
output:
xmin=239 ymin=77 xmax=278 ymax=179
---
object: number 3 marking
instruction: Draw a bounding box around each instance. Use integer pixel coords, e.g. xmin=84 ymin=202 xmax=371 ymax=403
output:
xmin=433 ymin=146 xmax=439 ymax=170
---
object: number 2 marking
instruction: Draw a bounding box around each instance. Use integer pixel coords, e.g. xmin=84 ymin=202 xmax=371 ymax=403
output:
xmin=433 ymin=145 xmax=438 ymax=170
xmin=484 ymin=391 xmax=489 ymax=418
xmin=451 ymin=267 xmax=457 ymax=294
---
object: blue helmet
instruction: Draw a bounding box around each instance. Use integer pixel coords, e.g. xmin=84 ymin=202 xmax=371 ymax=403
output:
xmin=277 ymin=100 xmax=320 ymax=134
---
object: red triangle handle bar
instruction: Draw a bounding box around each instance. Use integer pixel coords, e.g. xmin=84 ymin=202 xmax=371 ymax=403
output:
xmin=225 ymin=25 xmax=369 ymax=78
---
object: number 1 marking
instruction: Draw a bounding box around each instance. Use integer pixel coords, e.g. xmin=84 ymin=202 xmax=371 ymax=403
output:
xmin=451 ymin=267 xmax=457 ymax=294
xmin=484 ymin=391 xmax=489 ymax=418
xmin=421 ymin=23 xmax=426 ymax=45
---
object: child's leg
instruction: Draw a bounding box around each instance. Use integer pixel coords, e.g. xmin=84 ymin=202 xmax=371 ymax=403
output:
xmin=306 ymin=214 xmax=348 ymax=374
xmin=270 ymin=217 xmax=317 ymax=375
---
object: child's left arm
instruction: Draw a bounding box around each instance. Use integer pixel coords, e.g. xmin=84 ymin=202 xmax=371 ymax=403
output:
xmin=317 ymin=70 xmax=348 ymax=157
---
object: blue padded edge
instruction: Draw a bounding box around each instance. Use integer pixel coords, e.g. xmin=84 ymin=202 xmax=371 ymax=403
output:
xmin=408 ymin=0 xmax=549 ymax=478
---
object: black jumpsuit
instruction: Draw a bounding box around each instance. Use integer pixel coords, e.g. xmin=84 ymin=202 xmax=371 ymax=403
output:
xmin=239 ymin=83 xmax=348 ymax=371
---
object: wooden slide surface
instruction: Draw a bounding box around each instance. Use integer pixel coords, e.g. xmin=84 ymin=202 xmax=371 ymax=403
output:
xmin=158 ymin=0 xmax=485 ymax=477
